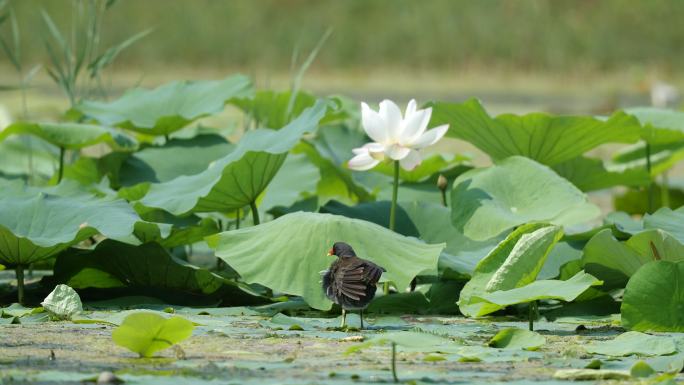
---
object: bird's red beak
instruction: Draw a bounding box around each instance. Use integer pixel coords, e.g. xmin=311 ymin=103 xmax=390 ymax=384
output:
xmin=327 ymin=248 xmax=334 ymax=256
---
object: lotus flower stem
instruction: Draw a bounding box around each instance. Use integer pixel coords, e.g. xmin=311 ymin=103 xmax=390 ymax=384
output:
xmin=391 ymin=342 xmax=398 ymax=383
xmin=15 ymin=266 xmax=25 ymax=304
xmin=389 ymin=161 xmax=399 ymax=231
xmin=645 ymin=142 xmax=653 ymax=213
xmin=250 ymin=201 xmax=260 ymax=225
xmin=235 ymin=209 xmax=241 ymax=229
xmin=57 ymin=146 xmax=65 ymax=183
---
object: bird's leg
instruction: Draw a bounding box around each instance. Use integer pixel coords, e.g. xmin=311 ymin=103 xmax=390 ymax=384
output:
xmin=360 ymin=309 xmax=364 ymax=329
xmin=341 ymin=309 xmax=347 ymax=328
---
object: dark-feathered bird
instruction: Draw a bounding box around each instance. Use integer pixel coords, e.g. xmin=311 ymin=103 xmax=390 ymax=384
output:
xmin=322 ymin=242 xmax=385 ymax=328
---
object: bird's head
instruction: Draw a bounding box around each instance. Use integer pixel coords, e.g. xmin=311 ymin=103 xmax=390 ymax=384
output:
xmin=327 ymin=241 xmax=356 ymax=259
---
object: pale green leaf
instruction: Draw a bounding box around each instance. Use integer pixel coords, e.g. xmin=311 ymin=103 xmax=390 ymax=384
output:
xmin=584 ymin=331 xmax=677 ymax=356
xmin=78 ymin=75 xmax=253 ymax=135
xmin=112 ymin=312 xmax=194 ymax=357
xmin=488 ymin=328 xmax=546 ymax=350
xmin=206 ymin=212 xmax=444 ymax=310
xmin=0 ymin=122 xmax=137 ymax=151
xmin=430 ymin=98 xmax=642 ymax=165
xmin=41 ymin=284 xmax=82 ymax=320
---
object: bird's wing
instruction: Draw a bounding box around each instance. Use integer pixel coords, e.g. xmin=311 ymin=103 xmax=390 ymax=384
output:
xmin=331 ymin=261 xmax=371 ymax=301
xmin=361 ymin=260 xmax=385 ymax=285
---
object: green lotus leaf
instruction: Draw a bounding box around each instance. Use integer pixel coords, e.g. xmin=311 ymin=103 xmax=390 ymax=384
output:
xmin=488 ymin=328 xmax=546 ymax=350
xmin=451 ymin=156 xmax=599 ymax=241
xmin=138 ymin=101 xmax=327 ymax=215
xmin=582 ymin=228 xmax=684 ymax=289
xmin=625 ymin=107 xmax=684 ymax=144
xmin=206 ymin=212 xmax=445 ymax=310
xmin=41 ymin=284 xmax=83 ymax=320
xmin=77 ymin=75 xmax=253 ymax=135
xmin=622 ymin=261 xmax=684 ymax=332
xmin=54 ymin=240 xmax=227 ymax=295
xmin=112 ymin=312 xmax=194 ymax=358
xmin=584 ymin=331 xmax=677 ymax=356
xmin=0 ymin=122 xmax=137 ymax=151
xmin=471 ymin=271 xmax=602 ymax=312
xmin=458 ymin=223 xmax=563 ymax=317
xmin=0 ymin=190 xmax=141 ymax=266
xmin=429 ymin=98 xmax=642 ymax=165
xmin=552 ymin=156 xmax=650 ymax=191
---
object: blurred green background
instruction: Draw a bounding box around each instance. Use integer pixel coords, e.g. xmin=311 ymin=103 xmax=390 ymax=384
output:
xmin=1 ymin=0 xmax=683 ymax=115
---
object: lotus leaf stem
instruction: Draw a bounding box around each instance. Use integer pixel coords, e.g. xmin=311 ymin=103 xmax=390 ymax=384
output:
xmin=250 ymin=201 xmax=260 ymax=225
xmin=391 ymin=342 xmax=398 ymax=383
xmin=645 ymin=142 xmax=653 ymax=212
xmin=57 ymin=146 xmax=65 ymax=183
xmin=16 ymin=265 xmax=25 ymax=304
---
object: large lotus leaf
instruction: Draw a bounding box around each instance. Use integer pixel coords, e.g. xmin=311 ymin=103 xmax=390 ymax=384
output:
xmin=399 ymin=201 xmax=504 ymax=276
xmin=77 ymin=75 xmax=253 ymax=135
xmin=429 ymin=98 xmax=642 ymax=166
xmin=205 ymin=212 xmax=445 ymax=310
xmin=625 ymin=107 xmax=684 ymax=144
xmin=0 ymin=122 xmax=137 ymax=151
xmin=117 ymin=134 xmax=234 ymax=186
xmin=552 ymin=156 xmax=650 ymax=191
xmin=139 ymin=101 xmax=326 ymax=215
xmin=471 ymin=271 xmax=602 ymax=315
xmin=458 ymin=223 xmax=563 ymax=317
xmin=451 ymin=156 xmax=600 ymax=241
xmin=54 ymin=240 xmax=226 ymax=295
xmin=0 ymin=137 xmax=57 ymax=180
xmin=0 ymin=191 xmax=141 ymax=265
xmin=622 ymin=261 xmax=684 ymax=332
xmin=582 ymin=228 xmax=684 ymax=289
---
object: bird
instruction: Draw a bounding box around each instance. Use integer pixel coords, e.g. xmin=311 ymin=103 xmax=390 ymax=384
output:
xmin=322 ymin=242 xmax=385 ymax=329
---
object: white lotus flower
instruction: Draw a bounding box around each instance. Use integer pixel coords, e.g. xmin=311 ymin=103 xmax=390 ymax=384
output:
xmin=348 ymin=99 xmax=448 ymax=171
